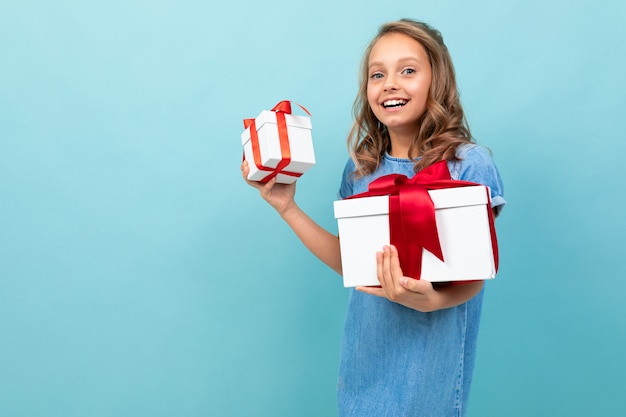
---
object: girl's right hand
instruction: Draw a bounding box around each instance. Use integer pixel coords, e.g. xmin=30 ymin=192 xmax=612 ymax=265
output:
xmin=241 ymin=160 xmax=297 ymax=216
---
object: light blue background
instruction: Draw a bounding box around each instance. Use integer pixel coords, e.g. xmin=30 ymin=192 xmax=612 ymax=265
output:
xmin=1 ymin=0 xmax=625 ymax=416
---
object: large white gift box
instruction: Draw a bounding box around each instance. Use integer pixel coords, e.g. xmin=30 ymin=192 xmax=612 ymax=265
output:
xmin=241 ymin=104 xmax=315 ymax=184
xmin=333 ymin=185 xmax=498 ymax=287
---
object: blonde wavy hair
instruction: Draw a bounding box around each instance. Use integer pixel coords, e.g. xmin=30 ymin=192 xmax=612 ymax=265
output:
xmin=348 ymin=19 xmax=474 ymax=177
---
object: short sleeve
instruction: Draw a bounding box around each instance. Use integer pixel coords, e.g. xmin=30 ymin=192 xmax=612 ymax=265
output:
xmin=338 ymin=158 xmax=356 ymax=199
xmin=449 ymin=144 xmax=506 ymax=216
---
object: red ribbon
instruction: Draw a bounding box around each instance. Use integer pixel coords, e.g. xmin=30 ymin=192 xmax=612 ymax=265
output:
xmin=243 ymin=100 xmax=311 ymax=183
xmin=347 ymin=160 xmax=499 ymax=280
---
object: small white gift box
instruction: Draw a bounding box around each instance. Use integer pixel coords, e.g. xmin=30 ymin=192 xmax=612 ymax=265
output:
xmin=333 ymin=185 xmax=498 ymax=287
xmin=241 ymin=104 xmax=315 ymax=184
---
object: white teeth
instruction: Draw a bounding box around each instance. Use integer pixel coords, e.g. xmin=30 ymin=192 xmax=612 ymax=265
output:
xmin=383 ymin=99 xmax=407 ymax=107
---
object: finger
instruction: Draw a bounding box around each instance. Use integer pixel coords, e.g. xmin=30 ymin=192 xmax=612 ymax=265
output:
xmin=379 ymin=246 xmax=394 ymax=289
xmin=355 ymin=286 xmax=385 ymax=298
xmin=376 ymin=250 xmax=384 ymax=285
xmin=387 ymin=245 xmax=403 ymax=283
xmin=241 ymin=161 xmax=259 ymax=187
xmin=388 ymin=245 xmax=404 ymax=278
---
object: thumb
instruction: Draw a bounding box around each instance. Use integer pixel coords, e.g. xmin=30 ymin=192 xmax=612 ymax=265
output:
xmin=399 ymin=276 xmax=430 ymax=294
xmin=260 ymin=176 xmax=277 ymax=195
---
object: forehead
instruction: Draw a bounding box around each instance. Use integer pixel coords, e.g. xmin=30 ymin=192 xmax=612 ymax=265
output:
xmin=368 ymin=32 xmax=429 ymax=64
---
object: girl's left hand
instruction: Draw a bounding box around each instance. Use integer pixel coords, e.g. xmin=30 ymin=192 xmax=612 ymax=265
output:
xmin=356 ymin=245 xmax=442 ymax=312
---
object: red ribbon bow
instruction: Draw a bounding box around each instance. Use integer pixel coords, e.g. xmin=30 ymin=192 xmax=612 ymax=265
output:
xmin=243 ymin=100 xmax=311 ymax=183
xmin=348 ymin=160 xmax=499 ymax=280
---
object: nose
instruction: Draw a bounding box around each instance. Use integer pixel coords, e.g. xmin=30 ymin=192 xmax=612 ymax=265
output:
xmin=384 ymin=74 xmax=398 ymax=91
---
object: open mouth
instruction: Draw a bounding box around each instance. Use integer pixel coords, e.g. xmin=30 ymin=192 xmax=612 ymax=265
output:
xmin=382 ymin=99 xmax=408 ymax=109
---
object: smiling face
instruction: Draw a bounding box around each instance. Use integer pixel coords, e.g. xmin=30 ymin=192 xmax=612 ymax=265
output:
xmin=367 ymin=32 xmax=432 ymax=144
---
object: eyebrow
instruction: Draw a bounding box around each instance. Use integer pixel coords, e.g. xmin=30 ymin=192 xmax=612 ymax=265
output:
xmin=368 ymin=56 xmax=423 ymax=69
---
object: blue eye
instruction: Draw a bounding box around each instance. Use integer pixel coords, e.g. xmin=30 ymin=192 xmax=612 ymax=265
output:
xmin=370 ymin=72 xmax=383 ymax=79
xmin=402 ymin=68 xmax=416 ymax=75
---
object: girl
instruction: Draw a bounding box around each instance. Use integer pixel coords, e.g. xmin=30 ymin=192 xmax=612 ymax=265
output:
xmin=242 ymin=18 xmax=505 ymax=417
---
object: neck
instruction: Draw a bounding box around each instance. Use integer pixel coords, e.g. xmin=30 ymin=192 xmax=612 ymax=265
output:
xmin=388 ymin=129 xmax=418 ymax=159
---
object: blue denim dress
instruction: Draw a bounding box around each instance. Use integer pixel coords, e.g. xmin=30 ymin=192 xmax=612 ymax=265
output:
xmin=337 ymin=144 xmax=505 ymax=417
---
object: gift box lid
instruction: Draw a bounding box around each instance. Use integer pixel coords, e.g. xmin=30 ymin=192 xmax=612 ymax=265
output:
xmin=333 ymin=195 xmax=388 ymax=218
xmin=334 ymin=185 xmax=489 ymax=219
xmin=241 ymin=110 xmax=312 ymax=146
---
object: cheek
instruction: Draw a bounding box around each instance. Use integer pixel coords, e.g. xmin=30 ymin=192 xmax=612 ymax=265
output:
xmin=366 ymin=85 xmax=378 ymax=108
xmin=419 ymin=75 xmax=433 ymax=97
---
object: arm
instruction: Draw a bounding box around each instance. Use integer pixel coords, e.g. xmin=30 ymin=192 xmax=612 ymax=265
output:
xmin=357 ymin=245 xmax=483 ymax=312
xmin=241 ymin=161 xmax=342 ymax=275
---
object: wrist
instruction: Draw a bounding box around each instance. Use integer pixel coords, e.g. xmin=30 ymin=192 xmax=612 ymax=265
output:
xmin=278 ymin=200 xmax=299 ymax=220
